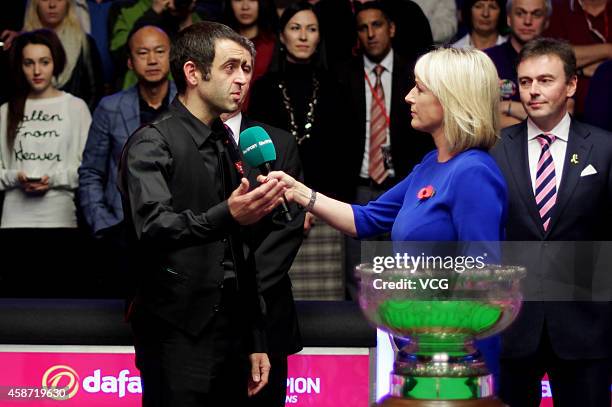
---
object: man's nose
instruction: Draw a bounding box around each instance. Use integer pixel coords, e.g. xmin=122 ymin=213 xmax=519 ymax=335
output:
xmin=147 ymin=52 xmax=157 ymax=65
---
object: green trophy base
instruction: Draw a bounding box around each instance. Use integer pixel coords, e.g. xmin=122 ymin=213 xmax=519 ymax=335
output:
xmin=378 ymin=396 xmax=507 ymax=407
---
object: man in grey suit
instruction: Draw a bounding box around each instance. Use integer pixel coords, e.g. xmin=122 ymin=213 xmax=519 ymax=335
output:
xmin=78 ymin=25 xmax=176 ymax=297
xmin=491 ymin=37 xmax=612 ymax=407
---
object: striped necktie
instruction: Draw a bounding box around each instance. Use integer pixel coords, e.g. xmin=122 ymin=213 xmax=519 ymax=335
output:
xmin=535 ymin=133 xmax=557 ymax=231
xmin=369 ymin=64 xmax=389 ymax=184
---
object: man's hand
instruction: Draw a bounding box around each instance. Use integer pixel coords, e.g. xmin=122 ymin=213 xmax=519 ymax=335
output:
xmin=228 ymin=178 xmax=286 ymax=225
xmin=304 ymin=212 xmax=316 ymax=236
xmin=248 ymin=353 xmax=270 ymax=397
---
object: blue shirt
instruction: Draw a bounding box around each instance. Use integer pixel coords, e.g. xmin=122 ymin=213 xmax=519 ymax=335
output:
xmin=352 ymin=149 xmax=507 ymax=242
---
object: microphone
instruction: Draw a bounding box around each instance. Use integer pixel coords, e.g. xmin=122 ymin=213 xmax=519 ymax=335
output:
xmin=239 ymin=126 xmax=293 ymax=222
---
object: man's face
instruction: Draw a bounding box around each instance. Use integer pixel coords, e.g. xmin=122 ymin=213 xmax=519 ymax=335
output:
xmin=356 ymin=8 xmax=395 ymax=62
xmin=518 ymin=54 xmax=576 ymax=130
xmin=128 ymin=26 xmax=170 ymax=85
xmin=198 ymin=39 xmax=253 ymax=115
xmin=508 ymin=0 xmax=549 ymax=45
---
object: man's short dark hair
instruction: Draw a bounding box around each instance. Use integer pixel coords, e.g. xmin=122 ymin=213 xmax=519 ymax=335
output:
xmin=353 ymin=1 xmax=393 ymax=24
xmin=170 ymin=21 xmax=256 ymax=94
xmin=518 ymin=37 xmax=576 ymax=81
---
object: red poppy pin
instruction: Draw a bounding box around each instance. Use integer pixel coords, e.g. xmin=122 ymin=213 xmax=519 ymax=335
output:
xmin=417 ymin=185 xmax=435 ymax=201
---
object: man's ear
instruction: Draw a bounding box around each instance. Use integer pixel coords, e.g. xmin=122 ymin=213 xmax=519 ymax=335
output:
xmin=389 ymin=21 xmax=396 ymax=39
xmin=567 ymin=74 xmax=578 ymax=98
xmin=183 ymin=61 xmax=199 ymax=87
xmin=127 ymin=56 xmax=133 ymax=71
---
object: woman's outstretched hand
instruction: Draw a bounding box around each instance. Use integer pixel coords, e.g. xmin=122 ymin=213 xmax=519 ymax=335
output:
xmin=257 ymin=171 xmax=302 ymax=203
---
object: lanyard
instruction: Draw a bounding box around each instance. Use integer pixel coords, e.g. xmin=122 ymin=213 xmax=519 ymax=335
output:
xmin=579 ymin=0 xmax=609 ymax=42
xmin=364 ymin=69 xmax=391 ymax=126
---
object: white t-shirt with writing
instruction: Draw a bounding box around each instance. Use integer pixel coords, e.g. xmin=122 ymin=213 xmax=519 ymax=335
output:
xmin=0 ymin=92 xmax=91 ymax=228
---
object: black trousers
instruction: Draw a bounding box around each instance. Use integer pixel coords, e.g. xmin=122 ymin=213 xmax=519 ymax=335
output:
xmin=131 ymin=281 xmax=250 ymax=407
xmin=500 ymin=328 xmax=611 ymax=407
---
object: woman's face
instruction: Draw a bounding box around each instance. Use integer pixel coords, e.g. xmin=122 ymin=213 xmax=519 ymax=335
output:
xmin=37 ymin=0 xmax=69 ymax=29
xmin=231 ymin=0 xmax=259 ymax=27
xmin=280 ymin=10 xmax=320 ymax=63
xmin=471 ymin=0 xmax=501 ymax=35
xmin=405 ymin=77 xmax=444 ymax=135
xmin=22 ymin=43 xmax=55 ymax=95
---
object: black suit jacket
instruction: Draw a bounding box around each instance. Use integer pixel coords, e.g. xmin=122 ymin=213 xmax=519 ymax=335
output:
xmin=240 ymin=115 xmax=304 ymax=354
xmin=491 ymin=119 xmax=612 ymax=359
xmin=119 ymin=100 xmax=264 ymax=350
xmin=339 ymin=51 xmax=434 ymax=193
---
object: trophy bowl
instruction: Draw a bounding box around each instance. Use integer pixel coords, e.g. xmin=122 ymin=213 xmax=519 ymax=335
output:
xmin=357 ymin=264 xmax=526 ymax=406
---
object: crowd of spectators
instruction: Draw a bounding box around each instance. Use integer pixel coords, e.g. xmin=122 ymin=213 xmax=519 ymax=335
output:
xmin=0 ymin=0 xmax=611 ymax=300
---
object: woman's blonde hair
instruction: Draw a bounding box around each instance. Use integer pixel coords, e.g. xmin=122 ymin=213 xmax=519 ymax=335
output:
xmin=414 ymin=47 xmax=500 ymax=152
xmin=23 ymin=0 xmax=88 ymax=88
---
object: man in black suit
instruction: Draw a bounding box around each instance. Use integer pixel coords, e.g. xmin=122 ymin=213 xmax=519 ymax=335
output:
xmin=119 ymin=21 xmax=288 ymax=406
xmin=222 ymin=94 xmax=305 ymax=407
xmin=491 ymin=37 xmax=612 ymax=407
xmin=340 ymin=1 xmax=433 ymax=300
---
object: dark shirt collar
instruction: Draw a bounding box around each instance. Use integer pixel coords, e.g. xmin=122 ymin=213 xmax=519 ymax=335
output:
xmin=138 ymin=85 xmax=170 ymax=109
xmin=138 ymin=85 xmax=171 ymax=125
xmin=169 ymin=97 xmax=226 ymax=147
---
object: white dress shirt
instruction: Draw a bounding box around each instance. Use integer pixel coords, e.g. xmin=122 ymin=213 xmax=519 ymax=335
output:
xmin=223 ymin=112 xmax=242 ymax=146
xmin=361 ymin=50 xmax=393 ymax=179
xmin=451 ymin=33 xmax=507 ymax=49
xmin=527 ymin=113 xmax=571 ymax=193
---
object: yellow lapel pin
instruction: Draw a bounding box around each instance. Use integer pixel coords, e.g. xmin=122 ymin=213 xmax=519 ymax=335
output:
xmin=570 ymin=154 xmax=579 ymax=164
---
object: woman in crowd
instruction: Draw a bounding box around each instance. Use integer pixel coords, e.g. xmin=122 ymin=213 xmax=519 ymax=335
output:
xmin=452 ymin=0 xmax=507 ymax=50
xmin=0 ymin=30 xmax=91 ymax=296
xmin=249 ymin=1 xmax=355 ymax=299
xmin=262 ymin=47 xmax=507 ymax=373
xmin=23 ymin=0 xmax=103 ymax=109
xmin=222 ymin=0 xmax=278 ymax=83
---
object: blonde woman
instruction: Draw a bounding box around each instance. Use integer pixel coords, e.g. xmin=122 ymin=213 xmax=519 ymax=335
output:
xmin=263 ymin=46 xmax=507 ymax=377
xmin=23 ymin=0 xmax=102 ymax=108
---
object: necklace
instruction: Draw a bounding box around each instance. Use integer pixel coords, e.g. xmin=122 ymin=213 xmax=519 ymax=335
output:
xmin=278 ymin=74 xmax=319 ymax=145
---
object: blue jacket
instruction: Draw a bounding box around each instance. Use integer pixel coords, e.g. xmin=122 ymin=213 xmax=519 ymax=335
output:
xmin=78 ymin=82 xmax=177 ymax=235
